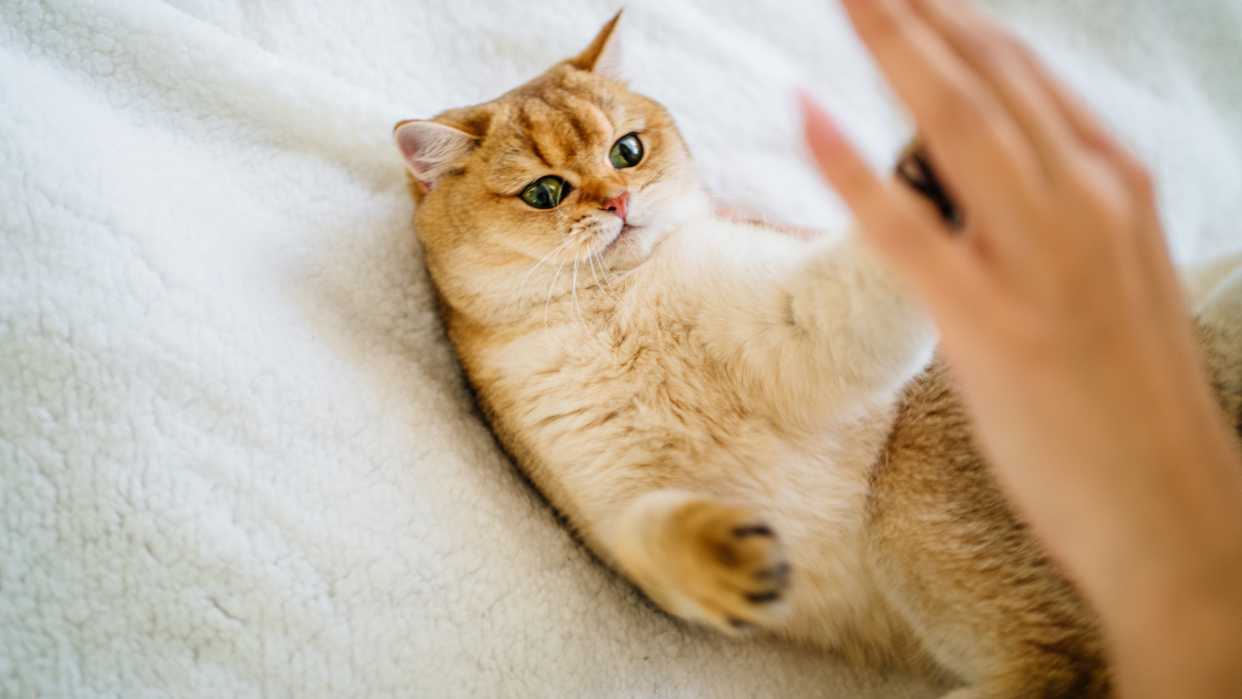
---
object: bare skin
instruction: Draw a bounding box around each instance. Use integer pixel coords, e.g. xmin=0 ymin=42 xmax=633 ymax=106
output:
xmin=801 ymin=0 xmax=1242 ymax=696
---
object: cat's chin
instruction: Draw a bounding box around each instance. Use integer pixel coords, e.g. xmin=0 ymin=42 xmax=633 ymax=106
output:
xmin=602 ymin=224 xmax=639 ymax=253
xmin=600 ymin=224 xmax=659 ymax=271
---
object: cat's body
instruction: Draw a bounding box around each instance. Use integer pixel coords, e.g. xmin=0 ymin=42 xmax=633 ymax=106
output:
xmin=457 ymin=214 xmax=927 ymax=664
xmin=395 ymin=14 xmax=1242 ymax=697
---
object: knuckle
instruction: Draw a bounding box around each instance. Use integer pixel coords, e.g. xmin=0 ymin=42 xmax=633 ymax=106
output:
xmin=923 ymin=86 xmax=984 ymax=136
xmin=962 ymin=30 xmax=1010 ymax=71
xmin=1008 ymin=33 xmax=1040 ymax=65
xmin=990 ymin=25 xmax=1028 ymax=60
xmin=1068 ymin=151 xmax=1153 ymax=231
xmin=1084 ymin=178 xmax=1135 ymax=233
xmin=1009 ymin=39 xmax=1056 ymax=88
xmin=857 ymin=0 xmax=904 ymax=43
xmin=957 ymin=16 xmax=1027 ymax=74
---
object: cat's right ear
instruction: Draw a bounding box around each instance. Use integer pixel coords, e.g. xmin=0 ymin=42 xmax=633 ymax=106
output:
xmin=570 ymin=10 xmax=625 ymax=81
xmin=394 ymin=120 xmax=478 ymax=192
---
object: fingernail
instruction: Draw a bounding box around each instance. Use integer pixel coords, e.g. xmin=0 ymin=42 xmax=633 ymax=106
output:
xmin=797 ymin=90 xmax=844 ymax=153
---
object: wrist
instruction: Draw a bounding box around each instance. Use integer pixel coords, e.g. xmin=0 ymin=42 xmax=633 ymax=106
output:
xmin=1108 ymin=548 xmax=1242 ymax=698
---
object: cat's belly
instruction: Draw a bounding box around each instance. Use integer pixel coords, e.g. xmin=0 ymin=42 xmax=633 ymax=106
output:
xmin=475 ymin=325 xmax=910 ymax=659
xmin=751 ymin=421 xmax=919 ymax=664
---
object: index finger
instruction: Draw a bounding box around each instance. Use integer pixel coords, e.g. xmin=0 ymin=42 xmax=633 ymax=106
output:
xmin=800 ymin=93 xmax=982 ymax=315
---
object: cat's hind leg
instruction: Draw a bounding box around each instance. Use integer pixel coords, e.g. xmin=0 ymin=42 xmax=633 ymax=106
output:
xmin=612 ymin=490 xmax=791 ymax=633
xmin=939 ymin=673 xmax=1092 ymax=699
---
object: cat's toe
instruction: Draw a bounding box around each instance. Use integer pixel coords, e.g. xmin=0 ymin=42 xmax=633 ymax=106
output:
xmin=682 ymin=508 xmax=792 ymax=633
xmin=616 ymin=494 xmax=794 ymax=635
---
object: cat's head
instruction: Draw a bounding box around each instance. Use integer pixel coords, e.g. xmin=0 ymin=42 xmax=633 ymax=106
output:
xmin=395 ymin=12 xmax=707 ymax=320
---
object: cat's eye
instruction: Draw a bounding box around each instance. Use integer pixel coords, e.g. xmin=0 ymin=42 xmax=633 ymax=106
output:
xmin=521 ymin=176 xmax=568 ymax=209
xmin=609 ymin=133 xmax=643 ymax=169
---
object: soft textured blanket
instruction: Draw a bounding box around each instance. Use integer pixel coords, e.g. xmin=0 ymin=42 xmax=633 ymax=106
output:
xmin=2 ymin=0 xmax=1240 ymax=697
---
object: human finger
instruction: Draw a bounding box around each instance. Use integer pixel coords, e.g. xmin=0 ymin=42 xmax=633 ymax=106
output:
xmin=1011 ymin=42 xmax=1158 ymax=202
xmin=1004 ymin=42 xmax=1185 ymax=327
xmin=920 ymin=1 xmax=1182 ymax=319
xmin=799 ymin=93 xmax=982 ymax=310
xmin=838 ymin=0 xmax=1045 ymax=263
xmin=907 ymin=0 xmax=1080 ymax=182
xmin=917 ymin=0 xmax=1158 ymax=212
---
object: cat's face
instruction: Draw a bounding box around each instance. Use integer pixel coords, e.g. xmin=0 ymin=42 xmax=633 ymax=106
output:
xmin=395 ymin=14 xmax=707 ymax=314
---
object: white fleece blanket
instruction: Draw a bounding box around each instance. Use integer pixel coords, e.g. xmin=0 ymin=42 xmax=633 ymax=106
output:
xmin=2 ymin=0 xmax=1240 ymax=697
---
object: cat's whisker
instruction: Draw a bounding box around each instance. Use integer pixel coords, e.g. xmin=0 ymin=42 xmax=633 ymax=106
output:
xmin=558 ymin=214 xmax=611 ymax=296
xmin=543 ymin=254 xmax=570 ymax=337
xmin=586 ymin=250 xmax=606 ymax=297
xmin=594 ymin=250 xmax=621 ymax=300
xmin=588 ymin=250 xmax=620 ymax=303
xmin=563 ymin=222 xmax=620 ymax=307
xmin=576 ymin=223 xmax=620 ymax=292
xmin=571 ymin=251 xmax=583 ymax=326
xmin=520 ymin=237 xmax=575 ymax=299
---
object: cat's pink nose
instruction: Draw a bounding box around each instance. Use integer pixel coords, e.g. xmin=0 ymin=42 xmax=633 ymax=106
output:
xmin=602 ymin=191 xmax=630 ymax=222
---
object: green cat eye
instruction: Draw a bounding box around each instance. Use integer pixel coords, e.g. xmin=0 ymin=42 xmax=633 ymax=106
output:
xmin=609 ymin=133 xmax=643 ymax=169
xmin=521 ymin=176 xmax=567 ymax=209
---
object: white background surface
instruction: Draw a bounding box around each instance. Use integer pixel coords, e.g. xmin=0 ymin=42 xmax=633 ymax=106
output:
xmin=2 ymin=0 xmax=1240 ymax=696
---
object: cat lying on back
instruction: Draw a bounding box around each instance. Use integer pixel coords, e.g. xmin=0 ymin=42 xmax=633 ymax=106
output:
xmin=394 ymin=13 xmax=1242 ymax=697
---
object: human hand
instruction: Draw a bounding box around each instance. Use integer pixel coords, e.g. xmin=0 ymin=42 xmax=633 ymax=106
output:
xmin=800 ymin=0 xmax=1242 ymax=695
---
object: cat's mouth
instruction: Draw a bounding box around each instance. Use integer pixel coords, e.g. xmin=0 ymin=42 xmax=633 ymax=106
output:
xmin=602 ymin=223 xmax=639 ymax=253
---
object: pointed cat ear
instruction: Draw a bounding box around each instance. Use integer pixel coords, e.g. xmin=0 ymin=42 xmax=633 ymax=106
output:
xmin=569 ymin=10 xmax=625 ymax=81
xmin=393 ymin=120 xmax=478 ymax=191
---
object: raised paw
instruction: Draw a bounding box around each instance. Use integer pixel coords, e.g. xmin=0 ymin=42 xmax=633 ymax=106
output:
xmin=614 ymin=492 xmax=792 ymax=634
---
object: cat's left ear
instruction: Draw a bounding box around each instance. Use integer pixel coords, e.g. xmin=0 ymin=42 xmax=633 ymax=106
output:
xmin=394 ymin=120 xmax=478 ymax=191
xmin=570 ymin=10 xmax=625 ymax=81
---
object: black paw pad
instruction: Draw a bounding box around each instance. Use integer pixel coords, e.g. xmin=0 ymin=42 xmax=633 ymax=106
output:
xmin=756 ymin=562 xmax=791 ymax=586
xmin=731 ymin=524 xmax=774 ymax=538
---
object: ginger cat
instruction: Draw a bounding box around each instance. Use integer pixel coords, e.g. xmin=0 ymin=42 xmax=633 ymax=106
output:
xmin=394 ymin=13 xmax=1242 ymax=697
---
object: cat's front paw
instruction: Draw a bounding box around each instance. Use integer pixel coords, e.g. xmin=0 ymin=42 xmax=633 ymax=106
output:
xmin=615 ymin=492 xmax=792 ymax=634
